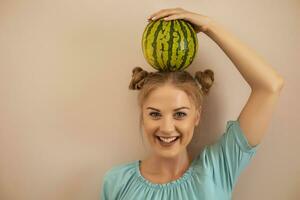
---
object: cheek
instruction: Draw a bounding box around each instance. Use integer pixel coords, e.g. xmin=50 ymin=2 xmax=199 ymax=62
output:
xmin=181 ymin=128 xmax=194 ymax=141
xmin=179 ymin=122 xmax=196 ymax=142
xmin=142 ymin=118 xmax=156 ymax=130
xmin=179 ymin=119 xmax=196 ymax=132
xmin=142 ymin=121 xmax=158 ymax=139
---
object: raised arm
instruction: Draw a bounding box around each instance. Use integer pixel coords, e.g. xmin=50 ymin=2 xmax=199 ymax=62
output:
xmin=203 ymin=20 xmax=284 ymax=92
xmin=203 ymin=19 xmax=284 ymax=147
xmin=148 ymin=7 xmax=285 ymax=147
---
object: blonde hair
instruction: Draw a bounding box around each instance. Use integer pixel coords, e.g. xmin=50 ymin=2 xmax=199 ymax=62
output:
xmin=129 ymin=66 xmax=214 ymax=138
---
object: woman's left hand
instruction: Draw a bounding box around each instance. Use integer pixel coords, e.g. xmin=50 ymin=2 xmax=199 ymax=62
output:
xmin=147 ymin=7 xmax=212 ymax=33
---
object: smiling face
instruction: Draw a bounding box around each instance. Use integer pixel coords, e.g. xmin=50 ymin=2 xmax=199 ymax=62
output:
xmin=141 ymin=84 xmax=201 ymax=158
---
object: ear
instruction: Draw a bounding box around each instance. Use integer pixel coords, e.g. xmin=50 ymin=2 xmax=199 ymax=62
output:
xmin=195 ymin=107 xmax=201 ymax=127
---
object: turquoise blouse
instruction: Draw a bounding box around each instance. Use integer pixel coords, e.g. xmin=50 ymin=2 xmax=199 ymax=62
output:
xmin=101 ymin=120 xmax=259 ymax=200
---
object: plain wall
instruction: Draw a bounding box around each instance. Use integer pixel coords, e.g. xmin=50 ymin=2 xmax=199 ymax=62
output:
xmin=0 ymin=0 xmax=299 ymax=199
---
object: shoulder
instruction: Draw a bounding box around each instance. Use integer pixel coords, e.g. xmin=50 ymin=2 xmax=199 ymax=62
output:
xmin=204 ymin=120 xmax=258 ymax=151
xmin=101 ymin=161 xmax=137 ymax=199
xmin=103 ymin=160 xmax=137 ymax=184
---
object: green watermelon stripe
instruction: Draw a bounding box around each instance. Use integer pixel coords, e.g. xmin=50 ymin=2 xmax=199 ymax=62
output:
xmin=189 ymin=22 xmax=198 ymax=67
xmin=155 ymin=22 xmax=162 ymax=69
xmin=153 ymin=20 xmax=164 ymax=70
xmin=156 ymin=22 xmax=163 ymax=70
xmin=170 ymin=21 xmax=179 ymax=70
xmin=180 ymin=21 xmax=196 ymax=70
xmin=158 ymin=21 xmax=170 ymax=70
xmin=167 ymin=20 xmax=174 ymax=70
xmin=146 ymin=22 xmax=159 ymax=70
xmin=184 ymin=21 xmax=196 ymax=69
xmin=148 ymin=22 xmax=161 ymax=70
xmin=143 ymin=21 xmax=156 ymax=65
xmin=159 ymin=22 xmax=165 ymax=70
xmin=178 ymin=20 xmax=189 ymax=70
xmin=142 ymin=23 xmax=152 ymax=67
xmin=164 ymin=21 xmax=172 ymax=71
xmin=183 ymin=22 xmax=198 ymax=69
xmin=175 ymin=20 xmax=184 ymax=70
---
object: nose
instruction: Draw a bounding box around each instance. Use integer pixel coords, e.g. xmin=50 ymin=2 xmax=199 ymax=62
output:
xmin=159 ymin=116 xmax=175 ymax=133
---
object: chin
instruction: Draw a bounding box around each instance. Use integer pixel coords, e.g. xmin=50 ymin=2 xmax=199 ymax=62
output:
xmin=158 ymin=151 xmax=182 ymax=158
xmin=153 ymin=145 xmax=185 ymax=158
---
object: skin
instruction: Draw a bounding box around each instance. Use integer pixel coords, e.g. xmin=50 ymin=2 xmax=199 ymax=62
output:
xmin=140 ymin=84 xmax=200 ymax=183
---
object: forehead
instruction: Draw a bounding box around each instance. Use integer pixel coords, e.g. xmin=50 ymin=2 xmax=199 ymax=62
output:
xmin=143 ymin=85 xmax=193 ymax=110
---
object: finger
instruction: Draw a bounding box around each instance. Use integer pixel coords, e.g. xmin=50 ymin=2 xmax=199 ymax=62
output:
xmin=147 ymin=9 xmax=165 ymax=20
xmin=148 ymin=9 xmax=175 ymax=20
xmin=163 ymin=13 xmax=185 ymax=21
xmin=154 ymin=10 xmax=179 ymax=20
xmin=148 ymin=8 xmax=182 ymax=20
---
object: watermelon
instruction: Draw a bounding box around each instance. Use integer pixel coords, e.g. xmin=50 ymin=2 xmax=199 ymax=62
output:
xmin=142 ymin=19 xmax=198 ymax=72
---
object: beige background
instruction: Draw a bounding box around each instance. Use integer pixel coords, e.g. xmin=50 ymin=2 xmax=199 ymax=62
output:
xmin=0 ymin=0 xmax=299 ymax=199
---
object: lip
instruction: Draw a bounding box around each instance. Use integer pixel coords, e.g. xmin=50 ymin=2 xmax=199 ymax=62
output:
xmin=156 ymin=135 xmax=180 ymax=138
xmin=155 ymin=136 xmax=180 ymax=147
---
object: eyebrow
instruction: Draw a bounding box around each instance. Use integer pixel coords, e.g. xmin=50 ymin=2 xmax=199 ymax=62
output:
xmin=146 ymin=106 xmax=190 ymax=111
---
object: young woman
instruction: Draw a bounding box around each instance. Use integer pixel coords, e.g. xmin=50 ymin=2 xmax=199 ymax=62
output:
xmin=101 ymin=7 xmax=284 ymax=200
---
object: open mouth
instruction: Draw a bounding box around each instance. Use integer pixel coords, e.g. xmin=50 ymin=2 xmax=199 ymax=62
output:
xmin=156 ymin=136 xmax=180 ymax=146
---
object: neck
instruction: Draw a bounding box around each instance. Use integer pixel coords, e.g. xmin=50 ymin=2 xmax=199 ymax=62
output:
xmin=141 ymin=149 xmax=192 ymax=178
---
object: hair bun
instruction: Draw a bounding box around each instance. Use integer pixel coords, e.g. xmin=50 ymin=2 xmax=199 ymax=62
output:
xmin=194 ymin=69 xmax=214 ymax=95
xmin=129 ymin=66 xmax=149 ymax=90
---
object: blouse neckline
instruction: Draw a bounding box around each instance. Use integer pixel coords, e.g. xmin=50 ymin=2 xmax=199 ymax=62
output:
xmin=135 ymin=157 xmax=197 ymax=189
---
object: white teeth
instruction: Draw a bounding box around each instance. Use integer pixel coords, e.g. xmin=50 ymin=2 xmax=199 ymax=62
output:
xmin=158 ymin=136 xmax=177 ymax=143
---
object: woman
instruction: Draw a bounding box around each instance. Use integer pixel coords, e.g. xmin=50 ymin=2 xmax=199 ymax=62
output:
xmin=101 ymin=8 xmax=284 ymax=200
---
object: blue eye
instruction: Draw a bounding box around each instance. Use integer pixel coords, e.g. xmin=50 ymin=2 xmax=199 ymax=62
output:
xmin=175 ymin=112 xmax=187 ymax=118
xmin=149 ymin=112 xmax=187 ymax=119
xmin=149 ymin=112 xmax=161 ymax=118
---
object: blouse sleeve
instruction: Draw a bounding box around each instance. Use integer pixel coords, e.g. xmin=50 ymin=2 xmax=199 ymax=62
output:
xmin=202 ymin=120 xmax=260 ymax=192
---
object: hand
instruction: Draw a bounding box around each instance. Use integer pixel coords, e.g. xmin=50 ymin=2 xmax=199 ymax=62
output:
xmin=147 ymin=7 xmax=212 ymax=33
